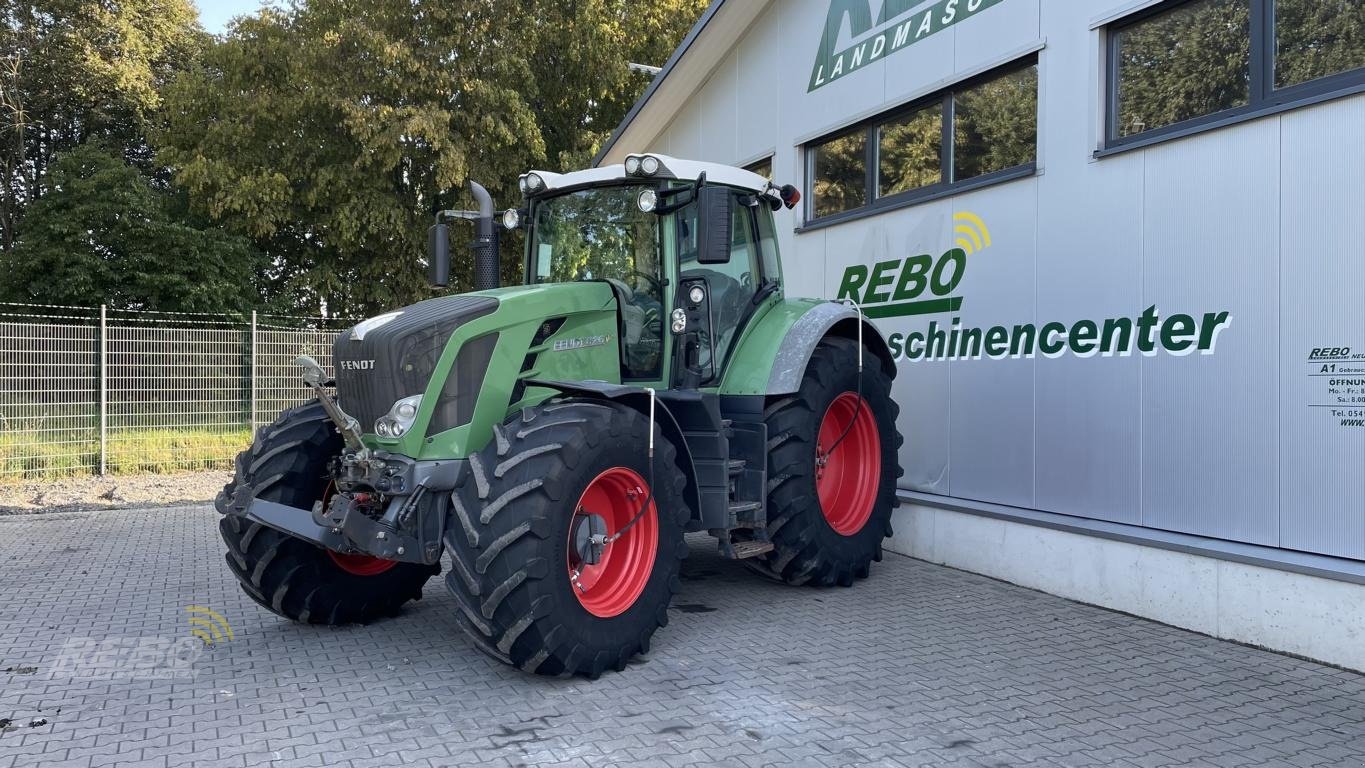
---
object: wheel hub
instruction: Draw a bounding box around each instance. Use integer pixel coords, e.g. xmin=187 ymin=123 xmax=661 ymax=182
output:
xmin=571 ymin=512 xmax=608 ymax=565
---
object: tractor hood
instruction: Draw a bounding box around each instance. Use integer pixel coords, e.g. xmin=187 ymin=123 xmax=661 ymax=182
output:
xmin=332 ymin=282 xmax=618 ymax=446
xmin=333 ymin=294 xmax=500 ymax=430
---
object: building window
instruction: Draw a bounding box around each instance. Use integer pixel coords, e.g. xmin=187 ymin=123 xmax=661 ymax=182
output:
xmin=953 ymin=65 xmax=1039 ymax=181
xmin=743 ymin=156 xmax=772 ymax=179
xmin=1275 ymin=0 xmax=1365 ymax=89
xmin=810 ymin=130 xmax=867 ymax=219
xmin=804 ymin=56 xmax=1038 ymax=226
xmin=1107 ymin=0 xmax=1365 ymax=147
xmin=877 ymin=102 xmax=942 ymax=198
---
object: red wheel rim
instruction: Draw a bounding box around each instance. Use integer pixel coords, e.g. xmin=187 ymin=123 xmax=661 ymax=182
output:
xmin=815 ymin=392 xmax=881 ymax=536
xmin=567 ymin=467 xmax=658 ymax=618
xmin=320 ymin=482 xmax=398 ymax=577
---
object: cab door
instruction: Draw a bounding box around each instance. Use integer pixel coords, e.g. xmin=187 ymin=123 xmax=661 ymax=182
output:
xmin=674 ymin=191 xmax=764 ymax=385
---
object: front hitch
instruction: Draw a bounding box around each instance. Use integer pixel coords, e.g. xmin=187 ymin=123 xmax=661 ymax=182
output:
xmin=243 ymin=488 xmax=446 ymax=566
xmin=230 ymin=451 xmax=466 ymax=567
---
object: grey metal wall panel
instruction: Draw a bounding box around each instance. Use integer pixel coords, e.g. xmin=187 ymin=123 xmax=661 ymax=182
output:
xmin=737 ymin=11 xmax=783 ymax=163
xmin=668 ymin=93 xmax=704 ymax=159
xmin=883 ymin=18 xmax=955 ymax=107
xmin=820 ymin=202 xmax=958 ymax=494
xmin=1139 ymin=123 xmax=1280 ymax=545
xmin=953 ymin=0 xmax=1040 ymax=72
xmin=893 ymin=313 xmax=953 ymax=494
xmin=945 ymin=180 xmax=1038 ymax=507
xmin=1278 ymin=98 xmax=1365 ymax=559
xmin=788 ymin=217 xmax=829 ymax=301
xmin=779 ymin=0 xmax=888 ymax=142
xmin=696 ymin=50 xmax=740 ymax=164
xmin=1033 ymin=155 xmax=1144 ymax=524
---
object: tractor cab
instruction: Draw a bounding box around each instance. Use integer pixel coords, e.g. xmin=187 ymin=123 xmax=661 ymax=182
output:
xmin=511 ymin=154 xmax=799 ymax=390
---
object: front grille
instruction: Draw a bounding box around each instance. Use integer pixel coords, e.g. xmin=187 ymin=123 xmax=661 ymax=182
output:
xmin=332 ymin=295 xmax=498 ymax=429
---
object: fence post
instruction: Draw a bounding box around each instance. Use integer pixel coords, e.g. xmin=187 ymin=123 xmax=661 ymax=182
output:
xmin=98 ymin=304 xmax=107 ymax=476
xmin=250 ymin=310 xmax=258 ymax=437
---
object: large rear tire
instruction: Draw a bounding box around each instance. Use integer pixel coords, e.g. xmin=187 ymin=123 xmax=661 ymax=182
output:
xmin=216 ymin=401 xmax=437 ymax=624
xmin=749 ymin=337 xmax=901 ymax=586
xmin=445 ymin=399 xmax=688 ymax=678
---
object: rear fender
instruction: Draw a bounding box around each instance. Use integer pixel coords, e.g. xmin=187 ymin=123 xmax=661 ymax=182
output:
xmin=525 ymin=380 xmax=702 ymax=523
xmin=719 ymin=299 xmax=896 ymax=396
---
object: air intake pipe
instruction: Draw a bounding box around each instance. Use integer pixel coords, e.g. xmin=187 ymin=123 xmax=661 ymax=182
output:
xmin=468 ymin=180 xmax=499 ymax=291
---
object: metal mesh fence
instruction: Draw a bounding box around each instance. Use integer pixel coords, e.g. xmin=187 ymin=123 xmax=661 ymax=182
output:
xmin=0 ymin=303 xmax=349 ymax=482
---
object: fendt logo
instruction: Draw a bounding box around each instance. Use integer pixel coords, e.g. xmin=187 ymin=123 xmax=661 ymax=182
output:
xmin=340 ymin=359 xmax=375 ymax=370
xmin=835 ymin=212 xmax=1235 ymax=363
xmin=810 ymin=0 xmax=1009 ymax=92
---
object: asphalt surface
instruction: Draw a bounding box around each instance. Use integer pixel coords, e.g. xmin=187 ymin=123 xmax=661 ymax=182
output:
xmin=1 ymin=504 xmax=1363 ymax=767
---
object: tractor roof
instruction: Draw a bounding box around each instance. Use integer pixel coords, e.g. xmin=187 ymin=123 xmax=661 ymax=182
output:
xmin=520 ymin=154 xmax=771 ymax=197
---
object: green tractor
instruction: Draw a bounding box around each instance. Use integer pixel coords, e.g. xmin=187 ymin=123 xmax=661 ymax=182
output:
xmin=217 ymin=155 xmax=902 ymax=677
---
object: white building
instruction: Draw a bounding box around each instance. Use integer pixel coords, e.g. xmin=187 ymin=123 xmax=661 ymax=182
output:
xmin=596 ymin=0 xmax=1365 ymax=670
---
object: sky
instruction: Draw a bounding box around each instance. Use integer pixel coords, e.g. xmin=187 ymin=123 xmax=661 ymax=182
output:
xmin=193 ymin=0 xmax=269 ymax=34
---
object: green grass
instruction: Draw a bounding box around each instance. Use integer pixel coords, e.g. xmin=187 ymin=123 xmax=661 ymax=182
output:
xmin=0 ymin=426 xmax=252 ymax=482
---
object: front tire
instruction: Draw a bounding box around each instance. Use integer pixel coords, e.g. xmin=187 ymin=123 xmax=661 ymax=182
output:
xmin=750 ymin=337 xmax=901 ymax=586
xmin=216 ymin=401 xmax=436 ymax=624
xmin=445 ymin=399 xmax=689 ymax=677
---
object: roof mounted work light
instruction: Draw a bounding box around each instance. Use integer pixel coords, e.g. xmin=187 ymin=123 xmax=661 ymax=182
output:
xmin=624 ymin=154 xmax=663 ymax=177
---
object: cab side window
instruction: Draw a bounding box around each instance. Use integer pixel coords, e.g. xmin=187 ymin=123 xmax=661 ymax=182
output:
xmin=679 ymin=194 xmax=760 ymax=373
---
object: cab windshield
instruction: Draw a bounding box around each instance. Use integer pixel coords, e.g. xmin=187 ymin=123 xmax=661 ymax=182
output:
xmin=528 ymin=184 xmax=666 ymax=378
xmin=528 ymin=184 xmax=660 ymax=289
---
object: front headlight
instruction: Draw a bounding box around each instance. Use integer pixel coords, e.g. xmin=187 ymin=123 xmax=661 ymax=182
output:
xmin=375 ymin=394 xmax=422 ymax=438
xmin=637 ymin=188 xmax=658 ymax=213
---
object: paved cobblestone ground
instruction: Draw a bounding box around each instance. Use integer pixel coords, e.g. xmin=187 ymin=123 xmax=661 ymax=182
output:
xmin=1 ymin=505 xmax=1362 ymax=768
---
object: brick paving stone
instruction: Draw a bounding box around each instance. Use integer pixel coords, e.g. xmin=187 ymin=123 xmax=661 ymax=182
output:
xmin=1 ymin=504 xmax=1363 ymax=767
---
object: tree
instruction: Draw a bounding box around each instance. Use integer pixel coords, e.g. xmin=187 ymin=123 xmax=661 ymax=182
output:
xmin=0 ymin=0 xmax=202 ymax=251
xmin=158 ymin=0 xmax=706 ymax=315
xmin=529 ymin=0 xmax=708 ymax=170
xmin=0 ymin=143 xmax=261 ymax=313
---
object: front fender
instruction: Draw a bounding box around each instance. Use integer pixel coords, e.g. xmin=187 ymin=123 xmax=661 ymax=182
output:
xmin=719 ymin=299 xmax=896 ymax=396
xmin=526 ymin=380 xmax=702 ymax=522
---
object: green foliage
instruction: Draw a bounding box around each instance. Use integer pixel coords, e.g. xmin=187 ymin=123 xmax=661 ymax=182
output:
xmin=0 ymin=0 xmax=203 ymax=250
xmin=158 ymin=0 xmax=705 ymax=314
xmin=530 ymin=0 xmax=709 ymax=170
xmin=2 ymin=0 xmax=704 ymax=315
xmin=0 ymin=144 xmax=261 ymax=313
xmin=0 ymin=425 xmax=251 ymax=481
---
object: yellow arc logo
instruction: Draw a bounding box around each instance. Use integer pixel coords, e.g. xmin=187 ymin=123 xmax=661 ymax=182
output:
xmin=185 ymin=605 xmax=234 ymax=646
xmin=953 ymin=211 xmax=992 ymax=255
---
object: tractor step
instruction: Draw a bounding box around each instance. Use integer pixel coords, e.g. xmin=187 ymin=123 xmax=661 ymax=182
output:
xmin=729 ymin=500 xmax=762 ymax=516
xmin=727 ymin=458 xmax=746 ymax=475
xmin=723 ymin=539 xmax=774 ymax=559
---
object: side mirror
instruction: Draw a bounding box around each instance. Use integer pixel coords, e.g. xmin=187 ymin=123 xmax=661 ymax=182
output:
xmin=696 ymin=186 xmax=733 ymax=265
xmin=427 ymin=222 xmax=450 ymax=287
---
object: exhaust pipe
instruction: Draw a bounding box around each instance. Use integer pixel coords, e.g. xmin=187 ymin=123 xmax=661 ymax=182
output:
xmin=468 ymin=181 xmax=499 ymax=291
